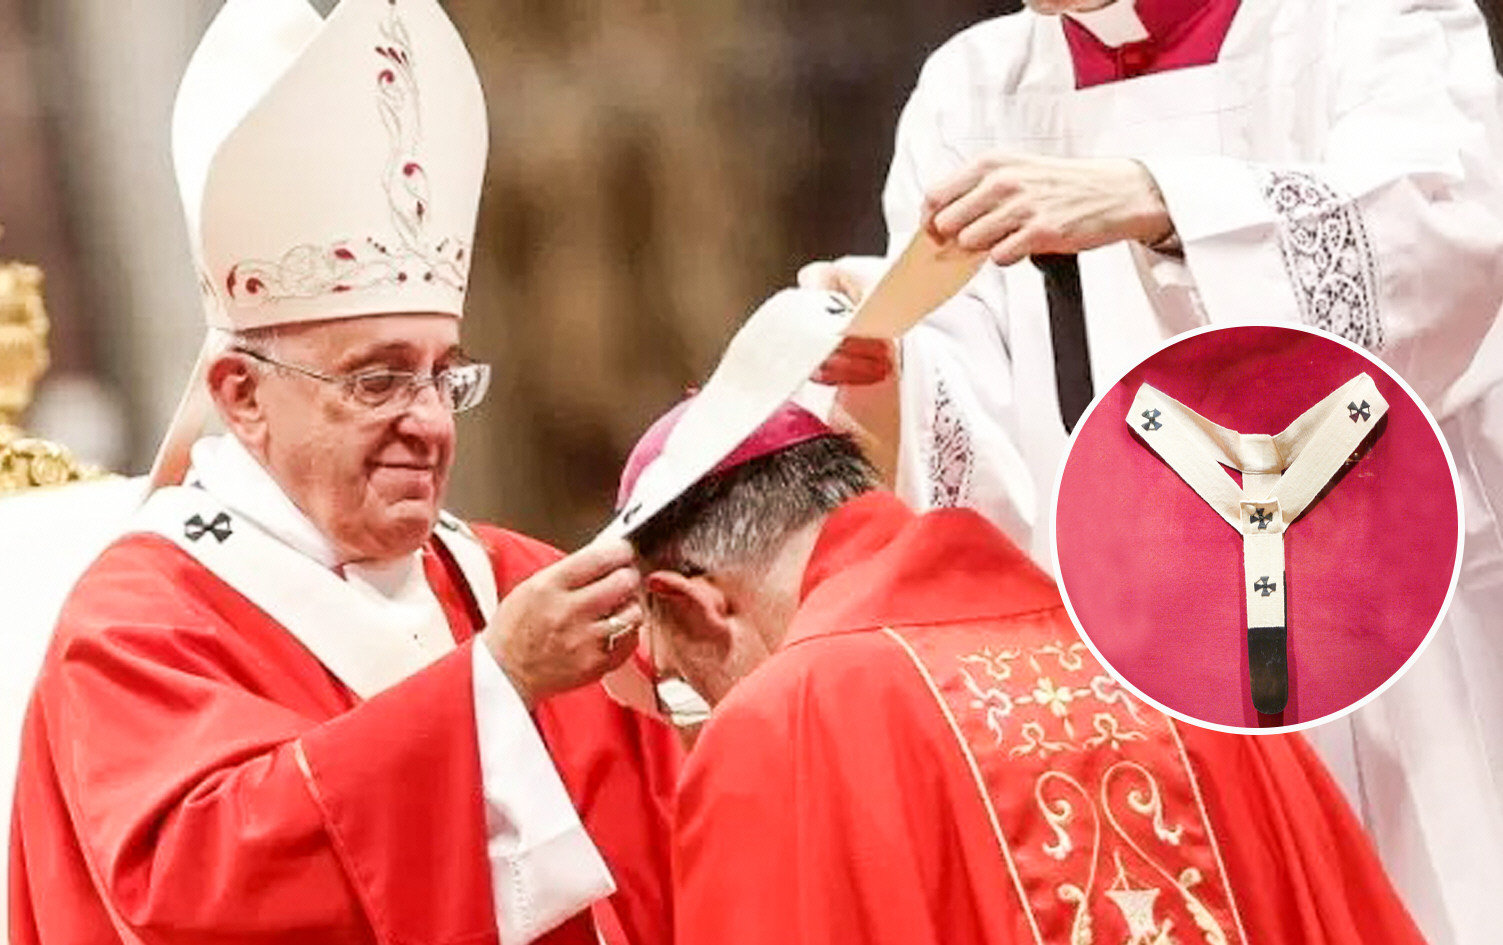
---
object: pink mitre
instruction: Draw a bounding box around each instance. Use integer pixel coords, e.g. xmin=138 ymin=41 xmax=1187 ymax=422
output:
xmin=617 ymin=397 xmax=835 ymax=509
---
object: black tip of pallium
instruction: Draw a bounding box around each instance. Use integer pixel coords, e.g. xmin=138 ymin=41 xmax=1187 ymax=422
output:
xmin=1248 ymin=625 xmax=1289 ymax=715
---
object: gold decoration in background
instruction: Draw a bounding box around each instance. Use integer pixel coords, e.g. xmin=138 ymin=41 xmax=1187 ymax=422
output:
xmin=0 ymin=226 xmax=110 ymax=492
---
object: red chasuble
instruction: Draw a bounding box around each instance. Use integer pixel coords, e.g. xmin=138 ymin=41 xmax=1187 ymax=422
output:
xmin=9 ymin=525 xmax=678 ymax=945
xmin=674 ymin=493 xmax=1423 ymax=945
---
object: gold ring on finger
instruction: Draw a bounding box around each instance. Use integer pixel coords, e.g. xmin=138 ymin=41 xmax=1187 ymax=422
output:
xmin=605 ymin=613 xmax=639 ymax=648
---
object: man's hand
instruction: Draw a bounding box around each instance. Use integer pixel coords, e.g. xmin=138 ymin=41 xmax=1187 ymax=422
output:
xmin=795 ymin=257 xmax=901 ymax=485
xmin=923 ymin=154 xmax=1174 ymax=266
xmin=482 ymin=538 xmax=642 ymax=709
xmin=797 ymin=258 xmax=897 ymax=387
xmin=811 ymin=336 xmax=895 ymax=386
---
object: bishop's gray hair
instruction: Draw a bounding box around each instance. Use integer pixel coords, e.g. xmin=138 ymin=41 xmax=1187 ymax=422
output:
xmin=629 ymin=434 xmax=880 ymax=577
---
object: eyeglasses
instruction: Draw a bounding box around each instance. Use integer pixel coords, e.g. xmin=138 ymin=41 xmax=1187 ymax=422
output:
xmin=234 ymin=347 xmax=491 ymax=414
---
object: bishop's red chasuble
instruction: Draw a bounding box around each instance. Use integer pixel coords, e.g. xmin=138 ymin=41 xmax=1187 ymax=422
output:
xmin=674 ymin=493 xmax=1423 ymax=944
xmin=10 ymin=524 xmax=678 ymax=945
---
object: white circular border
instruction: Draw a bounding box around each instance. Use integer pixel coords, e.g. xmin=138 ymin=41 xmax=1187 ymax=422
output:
xmin=1048 ymin=321 xmax=1466 ymax=736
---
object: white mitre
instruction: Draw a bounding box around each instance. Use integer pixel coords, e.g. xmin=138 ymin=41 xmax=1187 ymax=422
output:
xmin=151 ymin=0 xmax=488 ymax=487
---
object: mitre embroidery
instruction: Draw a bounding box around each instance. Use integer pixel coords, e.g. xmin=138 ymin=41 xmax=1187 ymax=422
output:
xmin=225 ymin=0 xmax=470 ymax=306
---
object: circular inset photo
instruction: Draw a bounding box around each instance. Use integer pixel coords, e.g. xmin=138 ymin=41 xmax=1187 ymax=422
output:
xmin=1051 ymin=324 xmax=1461 ymax=733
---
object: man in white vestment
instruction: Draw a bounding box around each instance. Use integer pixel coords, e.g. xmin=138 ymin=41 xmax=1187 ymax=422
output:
xmin=800 ymin=2 xmax=1503 ymax=943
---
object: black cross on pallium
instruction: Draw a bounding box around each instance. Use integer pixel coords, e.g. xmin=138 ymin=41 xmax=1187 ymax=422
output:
xmin=1250 ymin=507 xmax=1273 ymax=530
xmin=1348 ymin=400 xmax=1371 ymax=422
xmin=1253 ymin=576 xmax=1277 ymax=597
xmin=1141 ymin=408 xmax=1162 ymax=431
xmin=185 ymin=511 xmax=233 ymax=543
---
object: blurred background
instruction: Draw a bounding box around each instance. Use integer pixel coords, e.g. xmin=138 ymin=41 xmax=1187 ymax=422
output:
xmin=1 ymin=0 xmax=1499 ymax=546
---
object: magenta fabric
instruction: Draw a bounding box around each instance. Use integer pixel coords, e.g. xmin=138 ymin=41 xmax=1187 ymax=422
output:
xmin=1061 ymin=0 xmax=1242 ymax=89
xmin=617 ymin=398 xmax=833 ymax=508
xmin=1054 ymin=327 xmax=1458 ymax=728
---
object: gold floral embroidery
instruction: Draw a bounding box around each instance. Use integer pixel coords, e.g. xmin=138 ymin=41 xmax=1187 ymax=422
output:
xmin=1026 ymin=762 xmax=1231 ymax=945
xmin=1104 ymin=853 xmax=1173 ymax=944
xmin=960 ymin=642 xmax=1147 ymax=755
xmin=1085 ymin=714 xmax=1148 ymax=752
xmin=1102 ymin=763 xmax=1227 ymax=945
xmin=1037 ymin=770 xmax=1099 ymax=943
xmin=1034 ymin=676 xmax=1077 ymax=720
xmin=1038 ymin=641 xmax=1087 ymax=671
xmin=1012 ymin=720 xmax=1076 ymax=759
xmin=883 ymin=628 xmax=1247 ymax=945
xmin=1109 ymin=762 xmax=1184 ymax=847
xmin=960 ymin=644 xmax=1022 ymax=679
xmin=1002 ymin=674 xmax=1230 ymax=944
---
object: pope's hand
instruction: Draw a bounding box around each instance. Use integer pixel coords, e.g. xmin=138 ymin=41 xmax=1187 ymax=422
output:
xmin=798 ymin=258 xmax=897 ymax=387
xmin=483 ymin=538 xmax=641 ymax=709
xmin=923 ymin=153 xmax=1174 ymax=266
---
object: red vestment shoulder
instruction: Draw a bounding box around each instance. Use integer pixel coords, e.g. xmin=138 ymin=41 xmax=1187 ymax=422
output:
xmin=674 ymin=493 xmax=1421 ymax=945
xmin=10 ymin=523 xmax=677 ymax=945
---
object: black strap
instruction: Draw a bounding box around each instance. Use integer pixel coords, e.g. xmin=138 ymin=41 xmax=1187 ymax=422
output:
xmin=1247 ymin=625 xmax=1289 ymax=715
xmin=1032 ymin=253 xmax=1094 ymax=432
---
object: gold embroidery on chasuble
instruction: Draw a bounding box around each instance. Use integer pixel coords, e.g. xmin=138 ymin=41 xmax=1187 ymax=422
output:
xmin=884 ymin=624 xmax=1248 ymax=945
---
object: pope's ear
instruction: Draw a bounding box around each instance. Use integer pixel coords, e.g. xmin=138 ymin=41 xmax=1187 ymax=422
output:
xmin=644 ymin=570 xmax=733 ymax=644
xmin=206 ymin=351 xmax=267 ymax=441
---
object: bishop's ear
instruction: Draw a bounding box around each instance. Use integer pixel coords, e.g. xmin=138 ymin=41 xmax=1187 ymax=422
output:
xmin=643 ymin=570 xmax=734 ymax=650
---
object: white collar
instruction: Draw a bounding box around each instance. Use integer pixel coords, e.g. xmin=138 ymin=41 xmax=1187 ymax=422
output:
xmin=184 ymin=434 xmax=457 ymax=656
xmin=1064 ymin=0 xmax=1150 ymax=47
xmin=187 ymin=434 xmax=344 ymax=569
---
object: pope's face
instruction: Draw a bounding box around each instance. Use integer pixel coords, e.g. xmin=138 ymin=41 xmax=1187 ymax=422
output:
xmin=1025 ymin=0 xmax=1120 ymax=14
xmin=255 ymin=313 xmax=461 ymax=562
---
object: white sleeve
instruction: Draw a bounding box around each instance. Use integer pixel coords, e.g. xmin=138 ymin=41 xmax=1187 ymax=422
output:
xmin=470 ymin=643 xmax=615 ymax=945
xmin=882 ymin=48 xmax=1042 ymax=549
xmin=1138 ymin=0 xmax=1503 ymax=407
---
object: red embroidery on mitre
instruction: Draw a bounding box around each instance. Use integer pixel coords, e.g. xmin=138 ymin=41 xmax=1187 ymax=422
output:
xmin=222 ymin=0 xmax=471 ymax=309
